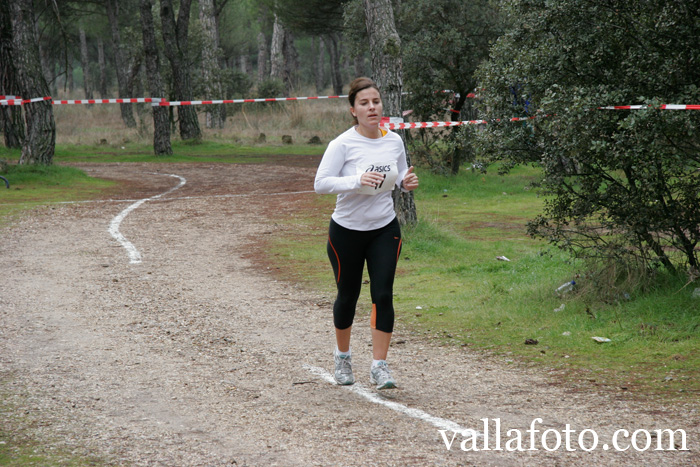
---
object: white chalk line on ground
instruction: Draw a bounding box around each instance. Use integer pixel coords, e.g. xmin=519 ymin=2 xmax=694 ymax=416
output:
xmin=304 ymin=364 xmax=477 ymax=436
xmin=108 ymin=173 xmax=187 ymax=264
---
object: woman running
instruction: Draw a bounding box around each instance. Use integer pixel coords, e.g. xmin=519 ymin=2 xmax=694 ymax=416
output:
xmin=314 ymin=77 xmax=419 ymax=389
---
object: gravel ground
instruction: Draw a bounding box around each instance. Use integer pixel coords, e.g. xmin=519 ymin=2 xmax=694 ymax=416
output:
xmin=0 ymin=161 xmax=698 ymax=466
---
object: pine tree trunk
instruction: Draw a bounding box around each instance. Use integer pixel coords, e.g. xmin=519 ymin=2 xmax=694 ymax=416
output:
xmin=139 ymin=0 xmax=171 ymax=155
xmin=450 ymin=90 xmax=472 ymax=175
xmin=313 ymin=36 xmax=325 ymax=93
xmin=10 ymin=0 xmax=55 ymax=165
xmin=97 ymin=38 xmax=107 ymax=97
xmin=269 ymin=15 xmax=285 ymax=82
xmin=363 ymin=0 xmax=416 ymax=225
xmin=256 ymin=31 xmax=267 ymax=83
xmin=0 ymin=103 xmax=23 ymax=149
xmin=282 ymin=29 xmax=298 ymax=94
xmin=354 ymin=54 xmax=365 ymax=78
xmin=105 ymin=0 xmax=137 ymax=128
xmin=340 ymin=40 xmax=349 ymax=80
xmin=198 ymin=0 xmax=224 ymax=129
xmin=324 ymin=33 xmax=343 ymax=95
xmin=34 ymin=19 xmax=54 ymax=95
xmin=79 ymin=26 xmax=93 ymax=100
xmin=126 ymin=54 xmax=144 ymax=100
xmin=159 ymin=0 xmax=201 ymax=141
xmin=67 ymin=52 xmax=74 ymax=93
xmin=0 ymin=0 xmax=24 ymax=148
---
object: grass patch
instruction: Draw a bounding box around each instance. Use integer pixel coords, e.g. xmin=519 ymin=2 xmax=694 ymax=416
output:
xmin=52 ymin=140 xmax=323 ymax=163
xmin=268 ymin=164 xmax=700 ymax=401
xmin=0 ymin=384 xmax=106 ymax=466
xmin=0 ymin=160 xmax=116 ymax=222
xmin=1 ymin=140 xmax=324 ymax=166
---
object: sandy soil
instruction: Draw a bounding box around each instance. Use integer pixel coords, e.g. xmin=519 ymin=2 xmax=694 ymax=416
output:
xmin=0 ymin=159 xmax=698 ymax=466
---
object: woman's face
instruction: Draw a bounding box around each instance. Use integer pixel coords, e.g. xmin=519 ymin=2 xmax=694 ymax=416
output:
xmin=351 ymin=88 xmax=383 ymax=127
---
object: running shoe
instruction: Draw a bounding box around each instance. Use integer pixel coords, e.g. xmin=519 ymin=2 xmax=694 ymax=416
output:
xmin=370 ymin=361 xmax=396 ymax=390
xmin=334 ymin=352 xmax=355 ymax=385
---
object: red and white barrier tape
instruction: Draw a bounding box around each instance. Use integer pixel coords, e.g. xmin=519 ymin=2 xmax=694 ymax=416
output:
xmin=2 ymin=95 xmax=698 ymax=133
xmin=53 ymin=97 xmax=164 ymax=105
xmin=0 ymin=94 xmax=348 ymax=106
xmin=3 ymin=94 xmax=698 ymax=111
xmin=0 ymin=96 xmax=51 ymax=105
xmin=599 ymin=104 xmax=700 ymax=110
xmin=381 ymin=120 xmax=488 ymax=130
xmin=380 ymin=114 xmax=550 ymax=130
xmin=383 ymin=105 xmax=700 ymax=130
xmin=0 ymin=97 xmax=164 ymax=106
xmin=156 ymin=95 xmax=347 ymax=106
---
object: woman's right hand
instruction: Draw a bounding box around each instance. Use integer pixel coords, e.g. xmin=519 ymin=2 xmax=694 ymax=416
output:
xmin=360 ymin=171 xmax=386 ymax=188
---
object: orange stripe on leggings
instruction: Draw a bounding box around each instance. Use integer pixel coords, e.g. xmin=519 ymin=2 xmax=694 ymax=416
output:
xmin=371 ymin=304 xmax=377 ymax=329
xmin=328 ymin=236 xmax=341 ymax=283
xmin=396 ymin=238 xmax=403 ymax=263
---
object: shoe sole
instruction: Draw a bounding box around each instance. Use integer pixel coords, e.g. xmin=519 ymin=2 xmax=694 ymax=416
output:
xmin=335 ymin=378 xmax=355 ymax=385
xmin=370 ymin=378 xmax=397 ymax=390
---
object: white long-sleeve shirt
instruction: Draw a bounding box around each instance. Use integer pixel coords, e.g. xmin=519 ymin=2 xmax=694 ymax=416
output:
xmin=314 ymin=126 xmax=409 ymax=231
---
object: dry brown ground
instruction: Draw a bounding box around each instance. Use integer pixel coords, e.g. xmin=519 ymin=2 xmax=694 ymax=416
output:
xmin=1 ymin=159 xmax=698 ymax=466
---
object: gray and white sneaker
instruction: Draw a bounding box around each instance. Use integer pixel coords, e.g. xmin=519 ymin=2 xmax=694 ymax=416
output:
xmin=370 ymin=361 xmax=396 ymax=390
xmin=334 ymin=352 xmax=355 ymax=385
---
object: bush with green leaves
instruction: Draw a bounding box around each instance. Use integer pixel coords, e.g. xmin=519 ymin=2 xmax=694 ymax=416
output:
xmin=206 ymin=69 xmax=251 ymax=117
xmin=256 ymin=78 xmax=286 ymax=98
xmin=255 ymin=78 xmax=286 ymax=109
xmin=399 ymin=0 xmax=503 ymax=174
xmin=475 ymin=0 xmax=700 ymax=276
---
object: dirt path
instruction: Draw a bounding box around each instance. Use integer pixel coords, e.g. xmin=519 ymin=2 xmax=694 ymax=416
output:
xmin=1 ymin=161 xmax=698 ymax=466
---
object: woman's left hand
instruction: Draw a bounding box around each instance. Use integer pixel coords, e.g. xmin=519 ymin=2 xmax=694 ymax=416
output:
xmin=402 ymin=166 xmax=419 ymax=191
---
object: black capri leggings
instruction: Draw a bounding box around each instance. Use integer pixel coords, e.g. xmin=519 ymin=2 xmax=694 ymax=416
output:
xmin=326 ymin=217 xmax=402 ymax=333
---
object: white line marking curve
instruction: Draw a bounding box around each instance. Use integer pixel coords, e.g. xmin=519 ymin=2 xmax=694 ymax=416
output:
xmin=304 ymin=364 xmax=476 ymax=435
xmin=108 ymin=173 xmax=186 ymax=264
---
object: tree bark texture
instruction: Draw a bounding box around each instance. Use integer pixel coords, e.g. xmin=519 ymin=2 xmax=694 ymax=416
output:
xmin=270 ymin=16 xmax=299 ymax=94
xmin=0 ymin=0 xmax=25 ymax=148
xmin=282 ymin=29 xmax=299 ymax=94
xmin=67 ymin=52 xmax=74 ymax=93
xmin=198 ymin=0 xmax=224 ymax=129
xmin=256 ymin=31 xmax=268 ymax=83
xmin=323 ymin=33 xmax=343 ymax=96
xmin=34 ymin=19 xmax=54 ymax=95
xmin=269 ymin=15 xmax=285 ymax=82
xmin=97 ymin=38 xmax=108 ymax=97
xmin=159 ymin=0 xmax=202 ymax=141
xmin=353 ymin=54 xmax=365 ymax=78
xmin=450 ymin=90 xmax=475 ymax=175
xmin=139 ymin=0 xmax=172 ymax=155
xmin=312 ymin=36 xmax=325 ymax=93
xmin=362 ymin=0 xmax=416 ymax=225
xmin=9 ymin=0 xmax=55 ymax=164
xmin=126 ymin=54 xmax=144 ymax=99
xmin=79 ymin=26 xmax=93 ymax=100
xmin=105 ymin=0 xmax=137 ymax=128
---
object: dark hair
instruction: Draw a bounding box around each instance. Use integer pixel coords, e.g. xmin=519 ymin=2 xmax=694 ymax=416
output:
xmin=348 ymin=77 xmax=381 ymax=124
